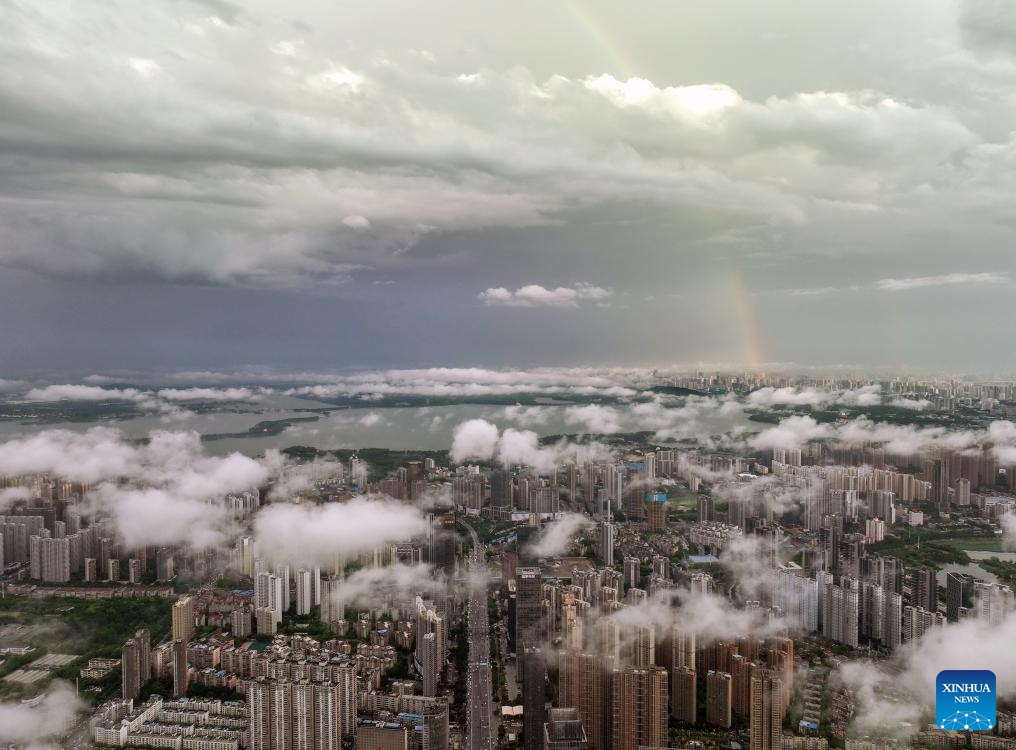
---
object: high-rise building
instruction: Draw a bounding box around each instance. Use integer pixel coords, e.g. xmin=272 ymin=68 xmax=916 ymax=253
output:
xmin=622 ymin=557 xmax=639 ymax=591
xmin=28 ymin=535 xmax=70 ymax=583
xmin=598 ymin=522 xmax=614 ymax=565
xmin=946 ymin=572 xmax=974 ymax=622
xmin=821 ymin=581 xmax=859 ymax=647
xmin=776 ymin=565 xmax=816 ymax=630
xmin=319 ymin=576 xmax=343 ymax=626
xmin=155 ymin=546 xmax=175 ymax=581
xmin=610 ymin=666 xmax=668 ymax=750
xmin=515 ymin=567 xmax=544 ymax=651
xmin=544 ymin=707 xmax=589 ymax=750
xmin=295 ymin=568 xmax=313 ymax=616
xmin=256 ymin=608 xmax=278 ymax=636
xmin=521 ymin=646 xmax=547 ymax=750
xmin=909 ymin=567 xmax=937 ymax=613
xmin=415 ymin=597 xmax=447 ymax=697
xmin=559 ymin=652 xmax=614 ymax=750
xmin=419 ymin=632 xmax=440 ymax=697
xmin=671 ymin=667 xmax=697 ymax=724
xmin=731 ymin=655 xmax=756 ymax=718
xmin=974 ymin=581 xmax=1015 ymax=625
xmin=121 ymin=637 xmax=142 ymax=701
xmin=172 ymin=596 xmax=194 ymax=643
xmin=336 ymin=662 xmax=357 ymax=739
xmin=134 ymin=628 xmax=151 ymax=685
xmin=902 ymin=606 xmax=945 ymax=643
xmin=172 ymin=639 xmax=188 ymax=697
xmin=644 ymin=492 xmax=667 ymax=532
xmin=256 ymin=572 xmax=285 ymax=625
xmin=629 ymin=624 xmax=655 ymax=667
xmin=490 ymin=469 xmax=512 ymax=508
xmin=248 ymin=675 xmax=354 ymax=750
xmin=706 ymin=671 xmax=733 ymax=728
xmin=231 ymin=608 xmax=252 ymax=639
xmin=749 ymin=670 xmax=784 ymax=750
xmin=84 ymin=557 xmax=97 ymax=582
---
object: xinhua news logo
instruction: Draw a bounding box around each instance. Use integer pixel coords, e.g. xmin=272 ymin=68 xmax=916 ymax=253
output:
xmin=936 ymin=670 xmax=996 ymax=731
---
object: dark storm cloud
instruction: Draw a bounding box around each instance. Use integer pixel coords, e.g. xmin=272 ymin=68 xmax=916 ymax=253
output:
xmin=2 ymin=0 xmax=1016 ymax=369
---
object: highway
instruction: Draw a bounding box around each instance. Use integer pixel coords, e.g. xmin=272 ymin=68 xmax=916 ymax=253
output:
xmin=462 ymin=519 xmax=494 ymax=750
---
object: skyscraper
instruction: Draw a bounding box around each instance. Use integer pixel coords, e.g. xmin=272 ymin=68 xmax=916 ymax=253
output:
xmin=231 ymin=608 xmax=252 ymax=639
xmin=946 ymin=572 xmax=974 ymax=623
xmin=515 ymin=567 xmax=543 ymax=651
xmin=248 ymin=677 xmax=351 ymax=750
xmin=172 ymin=595 xmax=194 ymax=642
xmin=295 ymin=568 xmax=313 ymax=616
xmin=172 ymin=639 xmax=188 ymax=697
xmin=419 ymin=632 xmax=440 ymax=697
xmin=256 ymin=571 xmax=285 ymax=625
xmin=629 ymin=624 xmax=655 ymax=667
xmin=749 ymin=670 xmax=784 ymax=750
xmin=644 ymin=491 xmax=667 ymax=532
xmin=706 ymin=670 xmax=733 ymax=728
xmin=598 ymin=522 xmax=614 ymax=564
xmin=821 ymin=580 xmax=859 ymax=647
xmin=610 ymin=666 xmax=668 ymax=750
xmin=559 ymin=652 xmax=614 ymax=750
xmin=671 ymin=666 xmax=697 ymax=724
xmin=521 ymin=646 xmax=547 ymax=750
xmin=121 ymin=637 xmax=142 ymax=701
xmin=909 ymin=567 xmax=937 ymax=613
xmin=974 ymin=581 xmax=1015 ymax=625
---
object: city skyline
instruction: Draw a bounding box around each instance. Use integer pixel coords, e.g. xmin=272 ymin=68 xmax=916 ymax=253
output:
xmin=5 ymin=3 xmax=1016 ymax=749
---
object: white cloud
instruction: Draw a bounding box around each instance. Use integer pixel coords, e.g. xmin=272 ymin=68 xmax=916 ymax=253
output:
xmin=747 ymin=384 xmax=882 ymax=408
xmin=24 ymin=384 xmax=147 ymax=402
xmin=563 ymin=404 xmax=622 ymax=434
xmin=0 ymin=486 xmax=32 ymax=511
xmin=287 ymin=366 xmax=643 ymax=400
xmin=0 ymin=682 xmax=81 ymax=746
xmin=503 ymin=404 xmax=550 ymax=426
xmin=156 ymin=387 xmax=260 ymax=401
xmin=477 ymin=283 xmax=612 ymax=308
xmin=341 ymin=215 xmax=371 ymax=229
xmin=450 ymin=418 xmax=501 ymax=463
xmin=841 ymin=612 xmax=1016 ymax=736
xmin=252 ymin=496 xmax=429 ymax=566
xmin=449 ymin=418 xmax=613 ymax=472
xmin=873 ymin=271 xmax=1008 ymax=292
xmin=750 ymin=415 xmax=833 ymax=451
xmin=325 ymin=563 xmax=442 ymax=608
xmin=526 ymin=512 xmax=594 ymax=558
xmin=0 ymin=427 xmax=277 ymax=548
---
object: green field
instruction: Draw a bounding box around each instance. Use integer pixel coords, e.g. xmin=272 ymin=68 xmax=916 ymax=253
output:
xmin=937 ymin=537 xmax=1005 ymax=552
xmin=0 ymin=596 xmax=172 ymax=700
xmin=667 ymin=493 xmax=698 ymax=521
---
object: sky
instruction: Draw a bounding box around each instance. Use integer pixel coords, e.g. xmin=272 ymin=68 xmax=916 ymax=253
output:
xmin=3 ymin=0 xmax=1016 ymax=374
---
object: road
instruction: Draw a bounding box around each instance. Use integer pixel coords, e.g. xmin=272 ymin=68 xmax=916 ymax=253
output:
xmin=462 ymin=519 xmax=494 ymax=750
